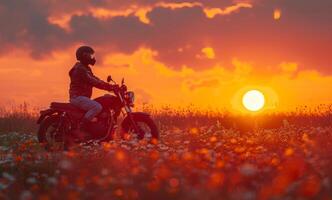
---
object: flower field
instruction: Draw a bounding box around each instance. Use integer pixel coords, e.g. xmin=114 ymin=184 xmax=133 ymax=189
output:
xmin=0 ymin=108 xmax=332 ymax=200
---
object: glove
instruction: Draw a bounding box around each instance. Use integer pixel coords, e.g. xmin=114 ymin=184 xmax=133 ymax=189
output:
xmin=109 ymin=84 xmax=120 ymax=92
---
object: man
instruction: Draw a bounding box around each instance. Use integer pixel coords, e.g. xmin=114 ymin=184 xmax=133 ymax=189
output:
xmin=69 ymin=46 xmax=118 ymax=130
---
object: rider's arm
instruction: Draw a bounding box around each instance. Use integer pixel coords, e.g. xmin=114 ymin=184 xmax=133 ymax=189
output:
xmin=84 ymin=69 xmax=110 ymax=90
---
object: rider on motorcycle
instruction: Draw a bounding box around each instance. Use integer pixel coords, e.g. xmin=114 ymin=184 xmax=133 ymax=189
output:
xmin=69 ymin=46 xmax=118 ymax=130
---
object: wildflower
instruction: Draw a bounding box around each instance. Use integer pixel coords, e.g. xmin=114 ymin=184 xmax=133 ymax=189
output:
xmin=67 ymin=191 xmax=79 ymax=200
xmin=65 ymin=150 xmax=77 ymax=158
xmin=190 ymin=127 xmax=199 ymax=135
xmin=47 ymin=177 xmax=58 ymax=185
xmin=123 ymin=133 xmax=131 ymax=140
xmin=182 ymin=152 xmax=193 ymax=161
xmin=3 ymin=172 xmax=15 ymax=182
xmin=115 ymin=150 xmax=126 ymax=161
xmin=210 ymin=136 xmax=217 ymax=143
xmin=298 ymin=175 xmax=321 ymax=197
xmin=102 ymin=142 xmax=112 ymax=151
xmin=101 ymin=168 xmax=109 ymax=176
xmin=284 ymin=148 xmax=294 ymax=156
xmin=114 ymin=188 xmax=124 ymax=197
xmin=169 ymin=178 xmax=180 ymax=188
xmin=59 ymin=159 xmax=73 ymax=170
xmin=15 ymin=155 xmax=23 ymax=162
xmin=26 ymin=177 xmax=37 ymax=184
xmin=234 ymin=146 xmax=246 ymax=154
xmin=208 ymin=172 xmax=225 ymax=188
xmin=155 ymin=165 xmax=171 ymax=180
xmin=215 ymin=160 xmax=225 ymax=168
xmin=150 ymin=138 xmax=158 ymax=145
xmin=20 ymin=190 xmax=33 ymax=200
xmin=0 ymin=183 xmax=7 ymax=190
xmin=149 ymin=150 xmax=159 ymax=160
xmin=147 ymin=179 xmax=160 ymax=191
xmin=239 ymin=163 xmax=257 ymax=177
xmin=271 ymin=157 xmax=280 ymax=166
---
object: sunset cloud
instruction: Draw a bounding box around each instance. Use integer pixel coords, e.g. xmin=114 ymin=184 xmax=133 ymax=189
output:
xmin=0 ymin=0 xmax=332 ymax=109
xmin=1 ymin=47 xmax=332 ymax=112
xmin=273 ymin=8 xmax=281 ymax=20
xmin=1 ymin=0 xmax=332 ymax=73
xmin=204 ymin=3 xmax=252 ymax=18
xmin=200 ymin=47 xmax=216 ymax=59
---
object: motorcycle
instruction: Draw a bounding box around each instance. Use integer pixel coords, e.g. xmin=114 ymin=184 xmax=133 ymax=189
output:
xmin=36 ymin=75 xmax=159 ymax=151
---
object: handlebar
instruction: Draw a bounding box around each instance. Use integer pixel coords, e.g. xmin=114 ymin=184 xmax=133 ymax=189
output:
xmin=107 ymin=76 xmax=127 ymax=95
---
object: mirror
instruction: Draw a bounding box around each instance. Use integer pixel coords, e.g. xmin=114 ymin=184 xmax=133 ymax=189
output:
xmin=107 ymin=75 xmax=113 ymax=83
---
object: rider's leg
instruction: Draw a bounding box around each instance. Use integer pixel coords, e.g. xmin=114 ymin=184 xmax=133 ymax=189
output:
xmin=69 ymin=96 xmax=102 ymax=140
xmin=70 ymin=96 xmax=103 ymax=122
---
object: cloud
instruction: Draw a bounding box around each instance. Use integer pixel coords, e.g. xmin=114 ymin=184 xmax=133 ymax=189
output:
xmin=0 ymin=0 xmax=72 ymax=58
xmin=1 ymin=47 xmax=332 ymax=111
xmin=204 ymin=2 xmax=252 ymax=18
xmin=200 ymin=47 xmax=216 ymax=59
xmin=0 ymin=0 xmax=332 ymax=73
xmin=0 ymin=0 xmax=249 ymax=64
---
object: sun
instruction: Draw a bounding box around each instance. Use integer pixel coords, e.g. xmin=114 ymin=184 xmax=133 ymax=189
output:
xmin=242 ymin=90 xmax=265 ymax=112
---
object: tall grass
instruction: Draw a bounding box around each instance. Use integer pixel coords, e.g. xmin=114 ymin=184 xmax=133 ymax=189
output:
xmin=0 ymin=103 xmax=38 ymax=134
xmin=143 ymin=104 xmax=332 ymax=131
xmin=0 ymin=103 xmax=331 ymax=134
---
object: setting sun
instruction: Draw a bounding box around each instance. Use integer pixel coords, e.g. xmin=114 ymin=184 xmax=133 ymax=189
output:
xmin=242 ymin=90 xmax=265 ymax=112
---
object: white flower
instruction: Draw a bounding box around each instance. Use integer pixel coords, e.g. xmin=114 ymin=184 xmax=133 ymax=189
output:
xmin=20 ymin=190 xmax=33 ymax=200
xmin=2 ymin=172 xmax=15 ymax=182
xmin=47 ymin=177 xmax=58 ymax=185
xmin=239 ymin=163 xmax=257 ymax=177
xmin=59 ymin=159 xmax=73 ymax=170
xmin=26 ymin=177 xmax=37 ymax=184
xmin=0 ymin=182 xmax=8 ymax=190
xmin=101 ymin=168 xmax=109 ymax=176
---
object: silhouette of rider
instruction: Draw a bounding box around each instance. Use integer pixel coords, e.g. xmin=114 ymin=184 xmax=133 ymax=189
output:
xmin=69 ymin=46 xmax=118 ymax=130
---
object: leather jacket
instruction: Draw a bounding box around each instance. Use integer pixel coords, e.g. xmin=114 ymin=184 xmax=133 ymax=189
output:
xmin=69 ymin=62 xmax=109 ymax=99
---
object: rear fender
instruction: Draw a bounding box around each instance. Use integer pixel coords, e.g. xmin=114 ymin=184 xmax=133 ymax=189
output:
xmin=36 ymin=109 xmax=59 ymax=124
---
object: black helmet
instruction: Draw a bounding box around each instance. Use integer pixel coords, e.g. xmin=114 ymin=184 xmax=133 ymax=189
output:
xmin=76 ymin=46 xmax=96 ymax=65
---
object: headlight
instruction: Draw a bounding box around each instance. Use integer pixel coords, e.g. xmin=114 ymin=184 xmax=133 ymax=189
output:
xmin=125 ymin=91 xmax=135 ymax=105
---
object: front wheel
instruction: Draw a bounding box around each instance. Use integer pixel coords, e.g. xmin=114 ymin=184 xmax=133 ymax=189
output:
xmin=121 ymin=113 xmax=159 ymax=140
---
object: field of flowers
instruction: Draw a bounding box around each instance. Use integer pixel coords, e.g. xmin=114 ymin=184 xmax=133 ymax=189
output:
xmin=0 ymin=106 xmax=332 ymax=200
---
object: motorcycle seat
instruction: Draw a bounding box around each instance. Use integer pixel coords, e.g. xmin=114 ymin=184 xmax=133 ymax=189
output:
xmin=50 ymin=102 xmax=83 ymax=112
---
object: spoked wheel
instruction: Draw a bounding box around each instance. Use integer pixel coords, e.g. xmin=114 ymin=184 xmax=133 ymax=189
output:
xmin=38 ymin=115 xmax=69 ymax=151
xmin=122 ymin=113 xmax=159 ymax=141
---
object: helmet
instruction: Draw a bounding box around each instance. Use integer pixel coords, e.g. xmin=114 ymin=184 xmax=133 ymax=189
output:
xmin=76 ymin=46 xmax=96 ymax=66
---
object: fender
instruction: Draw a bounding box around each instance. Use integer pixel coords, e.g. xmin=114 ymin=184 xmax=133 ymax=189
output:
xmin=121 ymin=112 xmax=150 ymax=130
xmin=36 ymin=109 xmax=59 ymax=124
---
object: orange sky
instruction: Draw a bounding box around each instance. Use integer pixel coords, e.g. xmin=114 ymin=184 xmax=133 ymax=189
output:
xmin=0 ymin=0 xmax=332 ymax=113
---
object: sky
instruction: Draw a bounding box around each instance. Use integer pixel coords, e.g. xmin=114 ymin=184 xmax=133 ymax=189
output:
xmin=0 ymin=0 xmax=332 ymax=112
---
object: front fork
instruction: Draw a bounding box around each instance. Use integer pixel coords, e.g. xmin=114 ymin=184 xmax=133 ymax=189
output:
xmin=124 ymin=106 xmax=144 ymax=139
xmin=118 ymin=92 xmax=144 ymax=139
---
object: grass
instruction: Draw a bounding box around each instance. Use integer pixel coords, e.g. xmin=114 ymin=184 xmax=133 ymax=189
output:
xmin=0 ymin=104 xmax=331 ymax=199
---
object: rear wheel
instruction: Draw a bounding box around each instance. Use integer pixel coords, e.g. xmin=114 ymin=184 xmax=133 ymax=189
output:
xmin=122 ymin=113 xmax=159 ymax=140
xmin=38 ymin=115 xmax=70 ymax=151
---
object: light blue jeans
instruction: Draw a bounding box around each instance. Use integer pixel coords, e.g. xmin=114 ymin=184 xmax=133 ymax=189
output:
xmin=70 ymin=96 xmax=102 ymax=121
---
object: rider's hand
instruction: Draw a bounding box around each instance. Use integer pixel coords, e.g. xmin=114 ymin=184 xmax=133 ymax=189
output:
xmin=109 ymin=84 xmax=120 ymax=92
